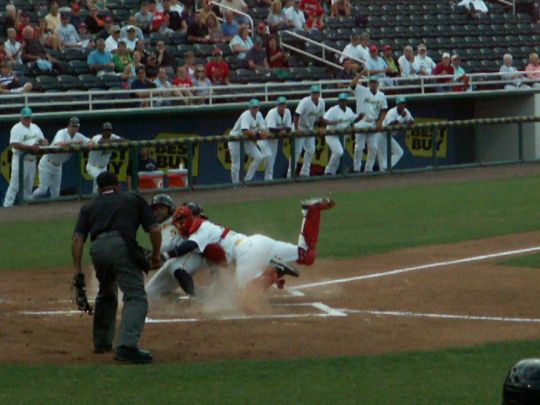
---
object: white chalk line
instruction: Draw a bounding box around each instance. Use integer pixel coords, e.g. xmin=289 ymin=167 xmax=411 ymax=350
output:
xmin=294 ymin=246 xmax=540 ymax=290
xmin=342 ymin=309 xmax=540 ymax=324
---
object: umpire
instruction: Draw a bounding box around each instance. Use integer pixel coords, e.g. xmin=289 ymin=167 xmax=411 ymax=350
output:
xmin=71 ymin=172 xmax=162 ymax=364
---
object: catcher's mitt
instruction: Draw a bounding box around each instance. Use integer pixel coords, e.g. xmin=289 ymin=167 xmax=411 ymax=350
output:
xmin=73 ymin=273 xmax=93 ymax=315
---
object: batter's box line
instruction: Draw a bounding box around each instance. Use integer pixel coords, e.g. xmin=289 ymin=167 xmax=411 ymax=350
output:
xmin=342 ymin=308 xmax=540 ymax=324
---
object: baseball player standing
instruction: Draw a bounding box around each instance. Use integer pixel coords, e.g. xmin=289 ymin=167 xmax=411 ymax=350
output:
xmin=32 ymin=117 xmax=91 ymax=199
xmin=377 ymin=96 xmax=414 ymax=171
xmin=323 ymin=92 xmax=359 ymax=176
xmin=228 ymin=98 xmax=271 ymax=184
xmin=350 ymin=75 xmax=388 ymax=172
xmin=86 ymin=122 xmax=125 ymax=193
xmin=263 ymin=96 xmax=292 ymax=181
xmin=3 ymin=107 xmax=49 ymax=207
xmin=287 ymin=85 xmax=326 ymax=178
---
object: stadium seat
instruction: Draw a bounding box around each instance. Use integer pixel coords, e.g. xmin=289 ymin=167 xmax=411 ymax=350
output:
xmin=61 ymin=48 xmax=86 ymax=61
xmin=68 ymin=60 xmax=90 ymax=75
xmin=57 ymin=74 xmax=80 ymax=91
xmin=35 ymin=75 xmax=59 ymax=92
xmin=77 ymin=74 xmax=104 ymax=90
xmin=101 ymin=73 xmax=123 ymax=89
xmin=112 ymin=9 xmax=130 ymax=23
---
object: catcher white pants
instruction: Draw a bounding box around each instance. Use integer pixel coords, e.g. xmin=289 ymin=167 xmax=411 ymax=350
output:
xmin=228 ymin=140 xmax=264 ymax=184
xmin=257 ymin=139 xmax=277 ymax=180
xmin=32 ymin=158 xmax=62 ymax=199
xmin=3 ymin=155 xmax=37 ymax=207
xmin=287 ymin=136 xmax=315 ymax=177
xmin=86 ymin=162 xmax=108 ymax=193
xmin=145 ymin=252 xmax=204 ymax=300
xmin=324 ymin=135 xmax=345 ymax=175
xmin=377 ymin=134 xmax=404 ymax=171
xmin=354 ymin=121 xmax=382 ymax=172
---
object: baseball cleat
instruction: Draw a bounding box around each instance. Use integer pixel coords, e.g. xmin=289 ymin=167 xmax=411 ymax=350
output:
xmin=301 ymin=197 xmax=336 ymax=211
xmin=270 ymin=258 xmax=300 ymax=278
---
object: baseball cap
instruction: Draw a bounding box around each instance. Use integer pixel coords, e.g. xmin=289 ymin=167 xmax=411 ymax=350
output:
xmin=79 ymin=22 xmax=88 ymax=29
xmin=127 ymin=25 xmax=136 ymax=31
xmin=20 ymin=106 xmax=32 ymax=118
xmin=442 ymin=52 xmax=451 ymax=59
xmin=60 ymin=11 xmax=70 ymax=18
xmin=276 ymin=96 xmax=287 ymax=105
xmin=112 ymin=25 xmax=121 ymax=32
xmin=69 ymin=117 xmax=80 ymax=127
xmin=248 ymin=98 xmax=260 ymax=108
xmin=212 ymin=47 xmax=222 ymax=56
xmin=71 ymin=3 xmax=81 ymax=12
xmin=369 ymin=45 xmax=378 ymax=52
xmin=102 ymin=122 xmax=113 ymax=130
xmin=338 ymin=92 xmax=349 ymax=101
xmin=395 ymin=96 xmax=406 ymax=104
xmin=310 ymin=84 xmax=321 ymax=93
xmin=368 ymin=76 xmax=378 ymax=83
xmin=97 ymin=172 xmax=119 ymax=189
xmin=383 ymin=44 xmax=392 ymax=51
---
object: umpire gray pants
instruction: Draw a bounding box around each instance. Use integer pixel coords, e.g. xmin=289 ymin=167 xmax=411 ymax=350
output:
xmin=90 ymin=232 xmax=148 ymax=350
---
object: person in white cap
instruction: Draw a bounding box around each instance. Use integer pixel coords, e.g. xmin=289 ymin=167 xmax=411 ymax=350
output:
xmin=416 ymin=44 xmax=436 ymax=76
xmin=32 ymin=117 xmax=92 ymax=200
xmin=3 ymin=107 xmax=49 ymax=207
xmin=228 ymin=98 xmax=271 ymax=184
xmin=433 ymin=52 xmax=454 ymax=92
xmin=456 ymin=0 xmax=488 ymax=18
xmin=377 ymin=96 xmax=413 ymax=171
xmin=264 ymin=96 xmax=292 ymax=180
xmin=323 ymin=92 xmax=358 ymax=176
xmin=86 ymin=122 xmax=125 ymax=193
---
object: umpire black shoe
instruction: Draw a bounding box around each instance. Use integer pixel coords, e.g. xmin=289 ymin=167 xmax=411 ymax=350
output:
xmin=270 ymin=258 xmax=300 ymax=278
xmin=93 ymin=344 xmax=113 ymax=354
xmin=114 ymin=346 xmax=153 ymax=364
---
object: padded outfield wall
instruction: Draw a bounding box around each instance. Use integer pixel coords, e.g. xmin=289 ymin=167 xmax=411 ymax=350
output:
xmin=1 ymin=91 xmax=538 ymax=199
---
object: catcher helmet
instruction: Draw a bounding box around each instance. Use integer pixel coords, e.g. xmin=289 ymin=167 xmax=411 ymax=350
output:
xmin=503 ymin=358 xmax=540 ymax=404
xmin=150 ymin=194 xmax=176 ymax=216
xmin=184 ymin=201 xmax=205 ymax=217
xmin=172 ymin=206 xmax=194 ymax=236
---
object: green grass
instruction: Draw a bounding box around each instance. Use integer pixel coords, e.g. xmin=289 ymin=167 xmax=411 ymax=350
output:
xmin=1 ymin=339 xmax=536 ymax=404
xmin=2 ymin=176 xmax=540 ymax=270
xmin=501 ymin=252 xmax=540 ymax=268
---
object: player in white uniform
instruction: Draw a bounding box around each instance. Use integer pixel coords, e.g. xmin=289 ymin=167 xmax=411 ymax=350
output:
xmin=3 ymin=107 xmax=49 ymax=207
xmin=163 ymin=197 xmax=335 ymax=295
xmin=287 ymin=85 xmax=327 ymax=178
xmin=323 ymin=93 xmax=359 ymax=176
xmin=264 ymin=96 xmax=292 ymax=181
xmin=351 ymin=75 xmax=388 ymax=172
xmin=377 ymin=96 xmax=414 ymax=171
xmin=32 ymin=117 xmax=92 ymax=199
xmin=86 ymin=122 xmax=125 ymax=193
xmin=145 ymin=196 xmax=205 ymax=300
xmin=228 ymin=98 xmax=271 ymax=184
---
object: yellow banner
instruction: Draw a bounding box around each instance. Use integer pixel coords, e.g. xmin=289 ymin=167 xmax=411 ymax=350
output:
xmin=405 ymin=118 xmax=447 ymax=158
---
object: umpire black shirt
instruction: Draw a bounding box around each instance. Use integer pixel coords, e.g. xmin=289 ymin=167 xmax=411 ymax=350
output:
xmin=74 ymin=190 xmax=158 ymax=242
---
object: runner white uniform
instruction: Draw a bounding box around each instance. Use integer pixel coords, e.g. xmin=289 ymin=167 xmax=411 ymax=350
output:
xmin=145 ymin=216 xmax=204 ymax=299
xmin=264 ymin=106 xmax=292 ymax=180
xmin=352 ymin=85 xmax=388 ymax=172
xmin=323 ymin=104 xmax=357 ymax=175
xmin=32 ymin=128 xmax=90 ymax=199
xmin=377 ymin=106 xmax=413 ymax=171
xmin=288 ymin=95 xmax=325 ymax=177
xmin=86 ymin=133 xmax=123 ymax=192
xmin=3 ymin=122 xmax=46 ymax=207
xmin=228 ymin=109 xmax=270 ymax=184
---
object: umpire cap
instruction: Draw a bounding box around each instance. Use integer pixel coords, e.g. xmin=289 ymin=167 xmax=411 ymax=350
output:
xmin=97 ymin=172 xmax=119 ymax=189
xmin=69 ymin=117 xmax=80 ymax=127
xmin=102 ymin=122 xmax=113 ymax=130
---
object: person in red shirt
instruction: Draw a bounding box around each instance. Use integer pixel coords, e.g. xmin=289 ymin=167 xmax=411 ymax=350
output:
xmin=432 ymin=52 xmax=454 ymax=92
xmin=172 ymin=65 xmax=195 ymax=104
xmin=299 ymin=0 xmax=324 ymax=30
xmin=266 ymin=35 xmax=288 ymax=69
xmin=205 ymin=48 xmax=230 ymax=85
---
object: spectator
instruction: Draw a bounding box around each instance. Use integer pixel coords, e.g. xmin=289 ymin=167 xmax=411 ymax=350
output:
xmin=245 ymin=37 xmax=269 ymax=70
xmin=285 ymin=0 xmax=308 ymax=30
xmin=85 ymin=6 xmax=106 ymax=35
xmin=155 ymin=40 xmax=176 ymax=68
xmin=451 ymin=54 xmax=470 ymax=92
xmin=135 ymin=1 xmax=154 ymax=33
xmin=69 ymin=3 xmax=83 ymax=29
xmin=0 ymin=62 xmax=32 ymax=94
xmin=78 ymin=23 xmax=95 ymax=50
xmin=268 ymin=0 xmax=291 ymax=33
xmin=300 ymin=0 xmax=325 ymax=30
xmin=219 ymin=0 xmax=250 ymax=26
xmin=113 ymin=41 xmax=132 ymax=73
xmin=122 ymin=26 xmax=139 ymax=52
xmin=382 ymin=45 xmax=400 ymax=78
xmin=121 ymin=50 xmax=144 ymax=84
xmin=416 ymin=44 xmax=436 ymax=76
xmin=357 ymin=32 xmax=370 ymax=62
xmin=87 ymin=38 xmax=114 ymax=76
xmin=97 ymin=16 xmax=115 ymax=41
xmin=186 ymin=11 xmax=211 ymax=44
xmin=500 ymin=53 xmax=530 ymax=90
xmin=170 ymin=0 xmax=184 ymax=14
xmin=155 ymin=13 xmax=175 ymax=35
xmin=145 ymin=53 xmax=160 ymax=80
xmin=254 ymin=22 xmax=270 ymax=45
xmin=126 ymin=147 xmax=158 ymax=189
xmin=398 ymin=45 xmax=420 ymax=78
xmin=56 ymin=11 xmax=81 ymax=49
xmin=21 ymin=26 xmax=61 ymax=73
xmin=2 ymin=5 xmax=19 ymax=38
xmin=366 ymin=45 xmax=390 ymax=84
xmin=120 ymin=16 xmax=145 ymax=40
xmin=182 ymin=50 xmax=196 ymax=79
xmin=172 ymin=65 xmax=194 ymax=103
xmin=17 ymin=12 xmax=32 ymax=42
xmin=105 ymin=25 xmax=122 ymax=53
xmin=150 ymin=0 xmax=167 ymax=33
xmin=45 ymin=1 xmax=61 ymax=32
xmin=163 ymin=0 xmax=186 ymax=31
xmin=130 ymin=66 xmax=157 ymax=107
xmin=331 ymin=0 xmax=350 ymax=17
xmin=199 ymin=0 xmax=218 ymax=25
xmin=229 ymin=24 xmax=252 ymax=60
xmin=192 ymin=64 xmax=212 ymax=103
xmin=432 ymin=53 xmax=454 ymax=92
xmin=337 ymin=58 xmax=361 ymax=87
xmin=266 ymin=34 xmax=288 ymax=68
xmin=525 ymin=52 xmax=540 ymax=88
xmin=206 ymin=13 xmax=224 ymax=43
xmin=221 ymin=11 xmax=239 ymax=42
xmin=205 ymin=48 xmax=230 ymax=85
xmin=456 ymin=0 xmax=488 ymax=19
xmin=37 ymin=19 xmax=60 ymax=51
xmin=153 ymin=66 xmax=174 ymax=106
xmin=340 ymin=34 xmax=364 ymax=66
xmin=5 ymin=28 xmax=22 ymax=64
xmin=0 ymin=41 xmax=8 ymax=64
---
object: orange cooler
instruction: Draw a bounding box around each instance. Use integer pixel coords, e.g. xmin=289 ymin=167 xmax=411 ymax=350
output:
xmin=167 ymin=169 xmax=188 ymax=187
xmin=138 ymin=170 xmax=164 ymax=189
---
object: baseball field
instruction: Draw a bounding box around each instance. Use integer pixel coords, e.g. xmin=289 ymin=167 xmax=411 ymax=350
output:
xmin=1 ymin=164 xmax=540 ymax=404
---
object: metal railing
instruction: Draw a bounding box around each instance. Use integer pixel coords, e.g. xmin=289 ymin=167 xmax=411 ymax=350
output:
xmin=10 ymin=114 xmax=539 ymax=205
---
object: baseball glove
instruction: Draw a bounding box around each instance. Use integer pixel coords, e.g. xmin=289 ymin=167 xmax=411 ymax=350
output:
xmin=73 ymin=273 xmax=93 ymax=315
